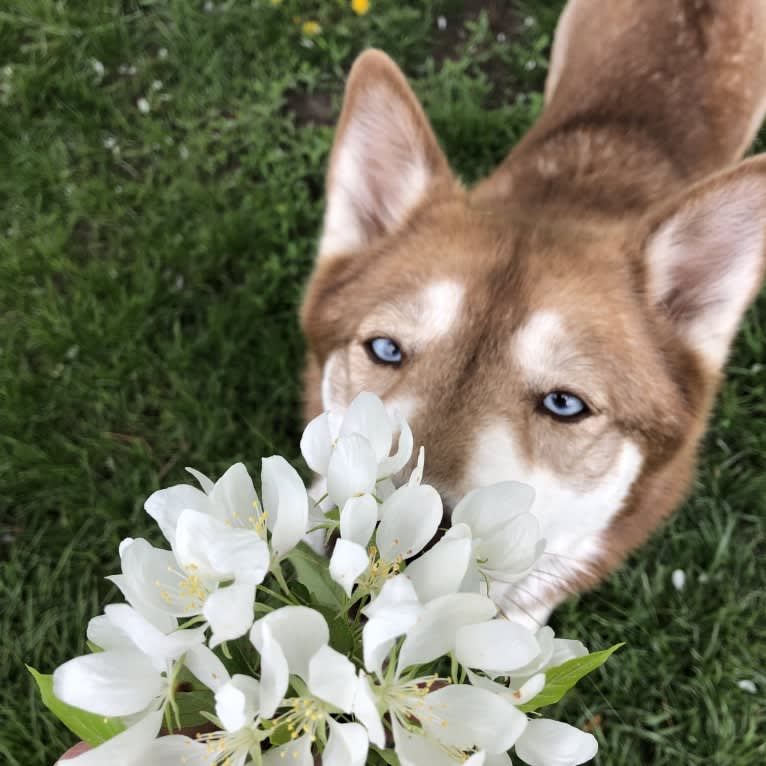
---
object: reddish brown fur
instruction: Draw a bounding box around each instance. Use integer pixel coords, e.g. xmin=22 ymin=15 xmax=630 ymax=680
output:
xmin=301 ymin=0 xmax=766 ymax=608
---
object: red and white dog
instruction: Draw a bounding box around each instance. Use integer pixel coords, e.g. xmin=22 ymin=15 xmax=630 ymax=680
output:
xmin=301 ymin=0 xmax=766 ymax=624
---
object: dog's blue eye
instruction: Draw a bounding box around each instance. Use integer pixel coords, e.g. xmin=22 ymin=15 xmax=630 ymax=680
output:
xmin=367 ymin=337 xmax=403 ymax=365
xmin=542 ymin=391 xmax=588 ymax=419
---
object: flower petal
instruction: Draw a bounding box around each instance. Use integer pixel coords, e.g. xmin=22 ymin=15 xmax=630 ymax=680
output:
xmin=352 ymin=673 xmax=385 ymax=748
xmin=204 ymin=583 xmax=256 ymax=647
xmin=263 ymin=734 xmax=313 ymax=766
xmin=377 ymin=412 xmax=414 ymax=478
xmin=362 ymin=576 xmax=422 ymax=675
xmin=479 ymin=513 xmax=543 ymax=583
xmin=454 ymin=620 xmax=541 ymax=676
xmin=150 ymin=734 xmax=216 ymax=765
xmin=376 ymin=484 xmax=442 ymax=561
xmin=261 ymin=455 xmax=309 ymax=558
xmin=420 ymin=684 xmax=528 ymax=754
xmin=397 ymin=593 xmax=497 ymax=672
xmin=405 ymin=523 xmax=472 ymax=603
xmin=329 ymin=539 xmax=369 ymax=596
xmin=514 ymin=719 xmax=598 ymax=766
xmin=323 ymin=719 xmax=369 ymax=766
xmin=144 ymin=484 xmax=210 ymax=548
xmin=208 ymin=462 xmax=259 ymax=525
xmin=184 ymin=645 xmax=230 ymax=692
xmin=60 ymin=710 xmax=163 ymax=765
xmin=340 ymin=391 xmax=393 ymax=463
xmin=250 ymin=606 xmax=329 ymax=681
xmin=300 ymin=411 xmax=333 ymax=475
xmin=215 ymin=674 xmax=261 ymax=732
xmin=258 ymin=625 xmax=289 ymax=719
xmin=53 ymin=650 xmax=162 ymax=717
xmin=86 ymin=614 xmax=137 ymax=653
xmin=186 ymin=466 xmax=215 ymax=495
xmin=308 ymin=644 xmax=358 ymax=712
xmin=339 ymin=493 xmax=379 ymax=546
xmin=103 ymin=603 xmax=206 ymax=668
xmin=393 ymin=719 xmax=463 ymax=766
xmin=326 ymin=434 xmax=378 ymax=508
xmin=452 ymin=482 xmax=536 ymax=539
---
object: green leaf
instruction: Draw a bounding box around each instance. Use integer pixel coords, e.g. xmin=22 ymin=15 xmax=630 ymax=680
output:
xmin=518 ymin=643 xmax=625 ymax=713
xmin=27 ymin=666 xmax=125 ymax=746
xmin=370 ymin=745 xmax=402 ymax=765
xmin=285 ymin=543 xmax=345 ymax=611
xmin=174 ymin=690 xmax=215 ymax=729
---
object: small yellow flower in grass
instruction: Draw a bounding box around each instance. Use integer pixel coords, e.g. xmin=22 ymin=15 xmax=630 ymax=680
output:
xmin=351 ymin=0 xmax=370 ymax=15
xmin=302 ymin=20 xmax=321 ymax=36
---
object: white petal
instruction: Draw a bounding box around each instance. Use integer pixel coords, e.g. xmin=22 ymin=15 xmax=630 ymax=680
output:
xmin=144 ymin=484 xmax=210 ymax=548
xmin=485 ymin=753 xmax=513 ymax=766
xmin=548 ymin=638 xmax=589 ymax=668
xmin=511 ymin=673 xmax=547 ymax=705
xmin=397 ymin=593 xmax=497 ymax=672
xmin=113 ymin=538 xmax=205 ymax=618
xmin=53 ymin=650 xmax=162 ymax=717
xmin=376 ymin=484 xmax=442 ymax=561
xmin=479 ymin=513 xmax=543 ymax=583
xmin=329 ymin=539 xmax=369 ymax=596
xmin=300 ymin=411 xmax=333 ymax=475
xmin=393 ymin=719 xmax=461 ymax=766
xmin=103 ymin=603 xmax=206 ymax=668
xmin=308 ymin=645 xmax=358 ymax=712
xmin=250 ymin=606 xmax=329 ymax=681
xmin=340 ymin=391 xmax=393 ymax=462
xmin=408 ymin=446 xmax=425 ymax=487
xmin=378 ymin=413 xmax=414 ymax=478
xmin=326 ymin=434 xmax=378 ymax=508
xmin=352 ymin=673 xmax=385 ymax=748
xmin=452 ymin=482 xmax=536 ymax=538
xmin=204 ymin=583 xmax=256 ymax=647
xmin=405 ymin=523 xmax=472 ymax=603
xmin=258 ymin=625 xmax=289 ymax=719
xmin=173 ymin=509 xmax=229 ymax=579
xmin=263 ymin=733 xmax=313 ymax=766
xmin=150 ymin=734 xmax=216 ymax=765
xmin=362 ymin=576 xmax=422 ymax=675
xmin=514 ymin=719 xmax=598 ymax=766
xmin=215 ymin=674 xmax=261 ymax=732
xmin=208 ymin=462 xmax=259 ymax=525
xmin=61 ymin=710 xmax=163 ymax=765
xmin=323 ymin=719 xmax=369 ymax=766
xmin=86 ymin=614 xmax=136 ymax=652
xmin=339 ymin=493 xmax=379 ymax=546
xmin=184 ymin=645 xmax=230 ymax=692
xmin=420 ymin=684 xmax=528 ymax=753
xmin=186 ymin=466 xmax=216 ymax=494
xmin=454 ymin=620 xmax=541 ymax=676
xmin=261 ymin=455 xmax=309 ymax=557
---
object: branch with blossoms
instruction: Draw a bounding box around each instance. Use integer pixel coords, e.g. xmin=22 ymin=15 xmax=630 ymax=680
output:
xmin=33 ymin=393 xmax=621 ymax=766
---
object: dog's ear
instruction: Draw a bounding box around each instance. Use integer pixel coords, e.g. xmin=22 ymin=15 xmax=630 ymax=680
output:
xmin=643 ymin=157 xmax=766 ymax=368
xmin=318 ymin=49 xmax=454 ymax=258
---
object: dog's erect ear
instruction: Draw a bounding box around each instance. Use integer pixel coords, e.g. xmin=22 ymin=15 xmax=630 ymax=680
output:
xmin=643 ymin=157 xmax=766 ymax=368
xmin=318 ymin=49 xmax=454 ymax=259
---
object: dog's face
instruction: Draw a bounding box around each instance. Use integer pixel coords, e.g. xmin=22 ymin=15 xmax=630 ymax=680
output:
xmin=301 ymin=51 xmax=766 ymax=618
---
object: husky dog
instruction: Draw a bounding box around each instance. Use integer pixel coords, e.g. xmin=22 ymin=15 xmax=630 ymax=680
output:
xmin=301 ymin=0 xmax=766 ymax=624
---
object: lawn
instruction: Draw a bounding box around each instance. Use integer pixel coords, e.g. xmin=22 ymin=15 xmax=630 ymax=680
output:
xmin=1 ymin=1 xmax=764 ymax=764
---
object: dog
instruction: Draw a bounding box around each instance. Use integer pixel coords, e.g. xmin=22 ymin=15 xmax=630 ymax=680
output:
xmin=300 ymin=0 xmax=766 ymax=626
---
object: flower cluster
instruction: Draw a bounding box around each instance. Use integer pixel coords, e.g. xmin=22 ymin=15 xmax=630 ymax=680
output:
xmin=42 ymin=393 xmax=610 ymax=766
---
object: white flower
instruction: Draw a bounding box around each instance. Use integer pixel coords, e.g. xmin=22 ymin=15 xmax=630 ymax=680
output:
xmin=452 ymin=482 xmax=544 ymax=587
xmin=137 ymin=97 xmax=150 ymax=114
xmin=514 ymin=719 xmax=597 ymax=766
xmin=53 ymin=604 xmax=205 ymax=717
xmin=301 ymin=391 xmax=413 ymax=508
xmin=60 ymin=711 xmax=160 ymax=765
xmin=671 ymin=569 xmax=686 ymax=591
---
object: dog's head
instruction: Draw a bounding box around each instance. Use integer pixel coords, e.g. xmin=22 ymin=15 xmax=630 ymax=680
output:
xmin=301 ymin=51 xmax=766 ymax=610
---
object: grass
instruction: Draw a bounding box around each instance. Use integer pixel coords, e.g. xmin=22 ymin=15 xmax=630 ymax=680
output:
xmin=1 ymin=1 xmax=764 ymax=764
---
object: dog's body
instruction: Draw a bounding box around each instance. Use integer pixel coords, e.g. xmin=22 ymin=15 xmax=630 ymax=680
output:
xmin=301 ymin=0 xmax=766 ymax=625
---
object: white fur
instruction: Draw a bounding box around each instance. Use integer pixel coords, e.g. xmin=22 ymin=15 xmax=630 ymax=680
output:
xmin=647 ymin=176 xmax=766 ymax=367
xmin=468 ymin=422 xmax=643 ymax=625
xmin=512 ymin=310 xmax=566 ymax=383
xmin=319 ymin=86 xmax=431 ymax=258
xmin=413 ymin=280 xmax=465 ymax=346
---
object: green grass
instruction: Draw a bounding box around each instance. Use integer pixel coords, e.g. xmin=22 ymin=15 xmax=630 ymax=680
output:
xmin=1 ymin=1 xmax=764 ymax=764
